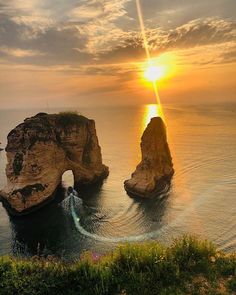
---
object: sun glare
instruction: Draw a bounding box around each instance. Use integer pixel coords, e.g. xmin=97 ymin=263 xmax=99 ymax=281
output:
xmin=142 ymin=53 xmax=176 ymax=84
xmin=144 ymin=65 xmax=165 ymax=82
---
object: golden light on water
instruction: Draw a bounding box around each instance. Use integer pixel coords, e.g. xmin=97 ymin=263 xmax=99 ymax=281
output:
xmin=142 ymin=104 xmax=163 ymax=132
xmin=135 ymin=0 xmax=202 ymax=234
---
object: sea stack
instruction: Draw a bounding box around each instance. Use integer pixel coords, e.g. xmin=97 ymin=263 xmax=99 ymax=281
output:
xmin=0 ymin=112 xmax=108 ymax=215
xmin=124 ymin=117 xmax=174 ymax=198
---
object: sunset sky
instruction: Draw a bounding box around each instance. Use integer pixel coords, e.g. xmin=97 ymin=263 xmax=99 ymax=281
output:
xmin=0 ymin=0 xmax=235 ymax=109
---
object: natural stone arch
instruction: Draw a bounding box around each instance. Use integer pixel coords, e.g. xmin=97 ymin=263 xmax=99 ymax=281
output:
xmin=0 ymin=113 xmax=109 ymax=215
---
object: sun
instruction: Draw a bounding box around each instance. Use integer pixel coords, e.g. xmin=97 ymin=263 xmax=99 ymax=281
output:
xmin=144 ymin=65 xmax=165 ymax=82
xmin=142 ymin=53 xmax=176 ymax=83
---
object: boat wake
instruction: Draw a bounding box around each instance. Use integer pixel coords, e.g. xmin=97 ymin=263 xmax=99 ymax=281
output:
xmin=62 ymin=178 xmax=236 ymax=250
xmin=62 ymin=194 xmax=166 ymax=243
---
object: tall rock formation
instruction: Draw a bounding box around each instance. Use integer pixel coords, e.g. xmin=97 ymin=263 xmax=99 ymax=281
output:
xmin=0 ymin=112 xmax=108 ymax=215
xmin=124 ymin=117 xmax=174 ymax=198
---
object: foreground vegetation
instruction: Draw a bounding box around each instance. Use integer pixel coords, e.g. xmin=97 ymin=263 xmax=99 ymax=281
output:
xmin=0 ymin=236 xmax=235 ymax=295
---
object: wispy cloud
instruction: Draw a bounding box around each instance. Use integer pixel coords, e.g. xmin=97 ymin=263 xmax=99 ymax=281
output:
xmin=0 ymin=0 xmax=236 ymax=107
xmin=0 ymin=46 xmax=44 ymax=57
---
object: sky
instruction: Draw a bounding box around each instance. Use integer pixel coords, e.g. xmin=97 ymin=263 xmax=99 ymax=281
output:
xmin=0 ymin=0 xmax=236 ymax=108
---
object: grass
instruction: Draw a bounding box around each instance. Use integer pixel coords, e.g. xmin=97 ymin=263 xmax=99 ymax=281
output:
xmin=56 ymin=111 xmax=88 ymax=128
xmin=0 ymin=236 xmax=235 ymax=295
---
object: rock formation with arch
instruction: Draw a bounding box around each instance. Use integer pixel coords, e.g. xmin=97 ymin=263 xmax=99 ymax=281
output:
xmin=0 ymin=112 xmax=109 ymax=215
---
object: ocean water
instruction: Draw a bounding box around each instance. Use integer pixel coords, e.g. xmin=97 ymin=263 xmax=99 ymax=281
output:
xmin=0 ymin=103 xmax=236 ymax=259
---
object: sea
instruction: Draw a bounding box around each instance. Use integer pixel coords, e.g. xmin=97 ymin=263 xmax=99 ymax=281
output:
xmin=0 ymin=103 xmax=236 ymax=260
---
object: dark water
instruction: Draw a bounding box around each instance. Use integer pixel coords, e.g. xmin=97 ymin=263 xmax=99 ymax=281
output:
xmin=0 ymin=104 xmax=236 ymax=259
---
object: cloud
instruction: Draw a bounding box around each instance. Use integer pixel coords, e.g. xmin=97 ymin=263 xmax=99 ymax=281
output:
xmin=0 ymin=13 xmax=90 ymax=65
xmin=156 ymin=18 xmax=236 ymax=50
xmin=70 ymin=0 xmax=132 ymax=55
xmin=219 ymin=47 xmax=236 ymax=63
xmin=0 ymin=0 xmax=132 ymax=65
xmin=100 ymin=18 xmax=236 ymax=63
xmin=126 ymin=0 xmax=236 ymax=29
xmin=0 ymin=0 xmax=235 ymax=71
xmin=0 ymin=46 xmax=43 ymax=57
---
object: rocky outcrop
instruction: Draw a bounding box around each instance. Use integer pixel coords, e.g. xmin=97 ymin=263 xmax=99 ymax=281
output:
xmin=0 ymin=112 xmax=108 ymax=215
xmin=124 ymin=117 xmax=174 ymax=198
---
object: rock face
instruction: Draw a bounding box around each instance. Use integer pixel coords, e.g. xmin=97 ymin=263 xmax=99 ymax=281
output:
xmin=124 ymin=117 xmax=174 ymax=198
xmin=0 ymin=112 xmax=108 ymax=215
xmin=0 ymin=142 xmax=3 ymax=151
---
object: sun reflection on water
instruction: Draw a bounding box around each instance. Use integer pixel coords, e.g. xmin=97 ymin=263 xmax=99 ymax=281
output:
xmin=142 ymin=104 xmax=163 ymax=132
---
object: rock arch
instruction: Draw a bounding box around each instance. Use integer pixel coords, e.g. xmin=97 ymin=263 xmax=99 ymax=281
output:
xmin=0 ymin=113 xmax=109 ymax=215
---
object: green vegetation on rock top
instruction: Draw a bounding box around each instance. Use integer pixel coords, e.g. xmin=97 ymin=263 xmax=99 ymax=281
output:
xmin=56 ymin=111 xmax=88 ymax=128
xmin=0 ymin=236 xmax=235 ymax=295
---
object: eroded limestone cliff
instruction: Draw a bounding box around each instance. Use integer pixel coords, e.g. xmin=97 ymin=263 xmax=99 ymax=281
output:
xmin=124 ymin=117 xmax=174 ymax=198
xmin=0 ymin=112 xmax=108 ymax=214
